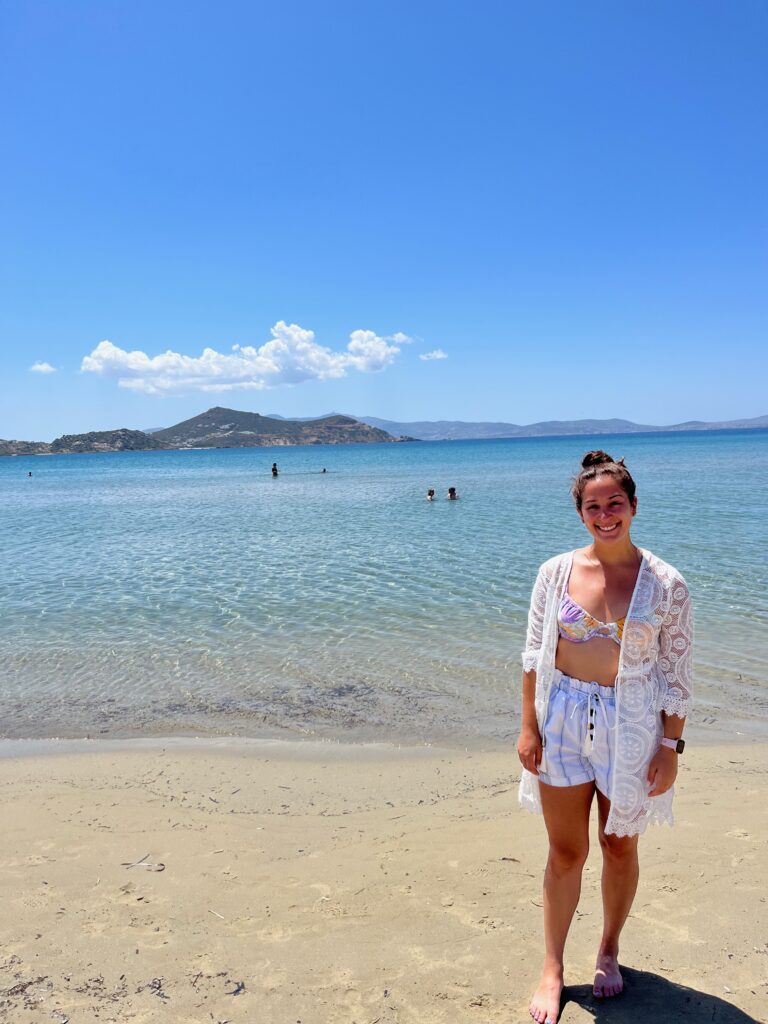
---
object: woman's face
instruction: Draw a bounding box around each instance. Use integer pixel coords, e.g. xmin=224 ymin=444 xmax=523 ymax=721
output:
xmin=578 ymin=475 xmax=636 ymax=545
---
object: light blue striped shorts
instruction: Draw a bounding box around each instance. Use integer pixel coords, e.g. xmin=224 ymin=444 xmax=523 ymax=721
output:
xmin=538 ymin=671 xmax=617 ymax=796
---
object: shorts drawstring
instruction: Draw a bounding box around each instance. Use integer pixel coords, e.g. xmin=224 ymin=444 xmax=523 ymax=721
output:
xmin=581 ymin=684 xmax=613 ymax=756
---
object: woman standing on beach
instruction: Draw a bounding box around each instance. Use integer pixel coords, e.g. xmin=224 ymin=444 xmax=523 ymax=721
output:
xmin=517 ymin=451 xmax=693 ymax=1024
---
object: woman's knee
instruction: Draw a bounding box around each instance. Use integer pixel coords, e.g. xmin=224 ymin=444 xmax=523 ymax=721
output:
xmin=599 ymin=831 xmax=638 ymax=864
xmin=547 ymin=839 xmax=589 ymax=875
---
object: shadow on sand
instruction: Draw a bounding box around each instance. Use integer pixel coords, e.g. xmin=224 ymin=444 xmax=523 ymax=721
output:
xmin=562 ymin=967 xmax=761 ymax=1022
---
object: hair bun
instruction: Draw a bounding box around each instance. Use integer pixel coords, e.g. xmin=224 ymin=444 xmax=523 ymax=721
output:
xmin=581 ymin=450 xmax=614 ymax=468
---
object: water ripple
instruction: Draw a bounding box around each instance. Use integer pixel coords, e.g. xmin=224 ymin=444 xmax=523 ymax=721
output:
xmin=1 ymin=432 xmax=766 ymax=744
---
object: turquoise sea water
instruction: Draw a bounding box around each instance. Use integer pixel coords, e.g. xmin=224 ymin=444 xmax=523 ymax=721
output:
xmin=1 ymin=430 xmax=766 ymax=747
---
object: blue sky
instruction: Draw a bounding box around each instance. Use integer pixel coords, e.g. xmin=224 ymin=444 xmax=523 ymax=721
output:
xmin=2 ymin=0 xmax=766 ymax=439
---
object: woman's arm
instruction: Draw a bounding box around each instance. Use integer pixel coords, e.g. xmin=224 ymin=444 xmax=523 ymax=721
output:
xmin=647 ymin=711 xmax=686 ymax=796
xmin=518 ymin=563 xmax=550 ymax=773
xmin=518 ymin=669 xmax=542 ymax=774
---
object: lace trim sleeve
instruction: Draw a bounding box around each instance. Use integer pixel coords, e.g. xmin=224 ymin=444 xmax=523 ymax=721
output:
xmin=657 ymin=577 xmax=693 ymax=719
xmin=521 ymin=564 xmax=550 ymax=672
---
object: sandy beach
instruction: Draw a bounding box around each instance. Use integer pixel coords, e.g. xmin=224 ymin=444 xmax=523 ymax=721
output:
xmin=2 ymin=738 xmax=766 ymax=1024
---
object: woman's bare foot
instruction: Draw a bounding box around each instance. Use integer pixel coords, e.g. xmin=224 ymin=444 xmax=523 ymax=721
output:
xmin=593 ymin=951 xmax=623 ymax=998
xmin=529 ymin=963 xmax=563 ymax=1023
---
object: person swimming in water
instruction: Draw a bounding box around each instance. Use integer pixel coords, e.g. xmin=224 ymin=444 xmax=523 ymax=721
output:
xmin=447 ymin=487 xmax=459 ymax=499
xmin=426 ymin=488 xmax=435 ymax=500
xmin=271 ymin=462 xmax=279 ymax=477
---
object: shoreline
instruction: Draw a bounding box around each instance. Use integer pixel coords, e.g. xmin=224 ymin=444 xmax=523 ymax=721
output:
xmin=0 ymin=733 xmax=464 ymax=762
xmin=2 ymin=740 xmax=766 ymax=1022
xmin=1 ymin=715 xmax=766 ymax=762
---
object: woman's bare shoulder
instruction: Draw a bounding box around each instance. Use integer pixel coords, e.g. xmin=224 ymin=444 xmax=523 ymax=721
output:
xmin=537 ymin=551 xmax=574 ymax=579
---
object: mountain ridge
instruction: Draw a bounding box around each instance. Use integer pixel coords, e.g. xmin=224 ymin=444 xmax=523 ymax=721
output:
xmin=0 ymin=408 xmax=407 ymax=456
xmin=355 ymin=413 xmax=768 ymax=441
xmin=151 ymin=407 xmax=402 ymax=448
xmin=2 ymin=409 xmax=765 ymax=456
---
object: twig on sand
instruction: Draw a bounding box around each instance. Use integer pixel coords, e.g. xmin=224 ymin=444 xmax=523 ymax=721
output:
xmin=208 ymin=909 xmax=225 ymax=920
xmin=122 ymin=852 xmax=150 ymax=867
xmin=226 ymin=980 xmax=245 ymax=996
xmin=121 ymin=853 xmax=165 ymax=872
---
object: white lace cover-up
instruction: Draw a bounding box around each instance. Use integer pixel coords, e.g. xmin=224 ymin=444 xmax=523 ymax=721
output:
xmin=519 ymin=549 xmax=693 ymax=837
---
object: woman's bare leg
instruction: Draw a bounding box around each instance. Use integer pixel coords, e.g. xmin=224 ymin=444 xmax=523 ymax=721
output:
xmin=529 ymin=781 xmax=594 ymax=1024
xmin=593 ymin=789 xmax=640 ymax=998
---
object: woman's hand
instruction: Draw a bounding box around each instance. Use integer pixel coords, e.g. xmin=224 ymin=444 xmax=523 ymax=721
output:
xmin=647 ymin=746 xmax=678 ymax=796
xmin=517 ymin=725 xmax=543 ymax=776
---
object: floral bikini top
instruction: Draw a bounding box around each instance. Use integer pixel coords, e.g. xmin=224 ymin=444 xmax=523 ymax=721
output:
xmin=558 ymin=592 xmax=625 ymax=646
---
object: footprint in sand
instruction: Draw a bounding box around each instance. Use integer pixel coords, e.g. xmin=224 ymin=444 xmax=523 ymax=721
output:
xmin=726 ymin=828 xmax=749 ymax=839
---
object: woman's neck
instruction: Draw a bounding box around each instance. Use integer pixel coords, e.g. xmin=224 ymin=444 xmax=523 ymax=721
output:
xmin=585 ymin=540 xmax=640 ymax=568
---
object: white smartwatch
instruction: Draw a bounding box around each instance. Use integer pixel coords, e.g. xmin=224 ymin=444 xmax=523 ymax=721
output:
xmin=660 ymin=737 xmax=685 ymax=754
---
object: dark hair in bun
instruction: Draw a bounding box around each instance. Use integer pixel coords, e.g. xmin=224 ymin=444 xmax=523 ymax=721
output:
xmin=580 ymin=450 xmax=614 ymax=468
xmin=572 ymin=450 xmax=636 ymax=511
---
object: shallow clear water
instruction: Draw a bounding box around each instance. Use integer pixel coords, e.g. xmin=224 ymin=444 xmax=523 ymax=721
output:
xmin=1 ymin=430 xmax=766 ymax=747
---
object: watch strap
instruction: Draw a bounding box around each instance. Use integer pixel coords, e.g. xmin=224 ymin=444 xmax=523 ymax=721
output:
xmin=660 ymin=737 xmax=685 ymax=754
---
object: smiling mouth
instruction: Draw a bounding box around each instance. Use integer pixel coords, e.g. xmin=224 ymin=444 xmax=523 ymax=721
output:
xmin=595 ymin=523 xmax=620 ymax=533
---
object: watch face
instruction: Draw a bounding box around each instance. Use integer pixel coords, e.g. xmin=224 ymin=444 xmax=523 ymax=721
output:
xmin=676 ymin=739 xmax=685 ymax=753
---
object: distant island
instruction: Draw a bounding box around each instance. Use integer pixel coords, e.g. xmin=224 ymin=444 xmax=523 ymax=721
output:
xmin=355 ymin=413 xmax=768 ymax=441
xmin=0 ymin=408 xmax=409 ymax=456
xmin=1 ymin=407 xmax=766 ymax=456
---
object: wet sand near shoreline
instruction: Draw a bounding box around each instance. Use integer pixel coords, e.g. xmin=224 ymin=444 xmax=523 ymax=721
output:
xmin=2 ymin=738 xmax=766 ymax=1023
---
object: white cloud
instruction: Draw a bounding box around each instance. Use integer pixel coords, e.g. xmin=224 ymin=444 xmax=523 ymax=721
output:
xmin=81 ymin=321 xmax=413 ymax=396
xmin=419 ymin=349 xmax=448 ymax=361
xmin=30 ymin=361 xmax=57 ymax=374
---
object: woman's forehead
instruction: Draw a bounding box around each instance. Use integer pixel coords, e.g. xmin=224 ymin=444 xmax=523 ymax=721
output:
xmin=582 ymin=477 xmax=626 ymax=499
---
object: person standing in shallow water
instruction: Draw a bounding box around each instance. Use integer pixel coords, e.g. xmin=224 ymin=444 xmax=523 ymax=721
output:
xmin=271 ymin=462 xmax=279 ymax=477
xmin=517 ymin=451 xmax=693 ymax=1024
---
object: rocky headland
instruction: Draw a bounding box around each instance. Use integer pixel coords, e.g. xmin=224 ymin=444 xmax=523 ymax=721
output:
xmin=0 ymin=408 xmax=408 ymax=456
